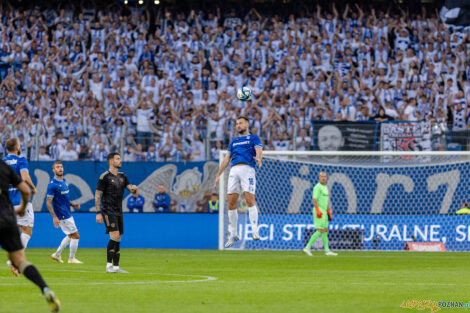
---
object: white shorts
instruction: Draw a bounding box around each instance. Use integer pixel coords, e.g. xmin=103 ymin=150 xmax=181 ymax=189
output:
xmin=227 ymin=165 xmax=256 ymax=195
xmin=16 ymin=203 xmax=34 ymax=227
xmin=59 ymin=217 xmax=78 ymax=235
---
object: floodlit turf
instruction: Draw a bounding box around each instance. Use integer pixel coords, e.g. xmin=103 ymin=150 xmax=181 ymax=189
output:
xmin=1 ymin=249 xmax=469 ymax=313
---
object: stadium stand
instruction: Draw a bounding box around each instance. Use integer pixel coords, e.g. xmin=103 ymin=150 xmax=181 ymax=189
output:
xmin=0 ymin=1 xmax=469 ymax=160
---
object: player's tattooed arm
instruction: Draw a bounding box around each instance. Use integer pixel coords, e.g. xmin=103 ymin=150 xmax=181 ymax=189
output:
xmin=95 ymin=190 xmax=102 ymax=213
xmin=95 ymin=190 xmax=103 ymax=224
xmin=46 ymin=197 xmax=60 ymax=228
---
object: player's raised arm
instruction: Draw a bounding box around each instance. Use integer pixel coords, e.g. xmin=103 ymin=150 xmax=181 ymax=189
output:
xmin=214 ymin=152 xmax=231 ymax=189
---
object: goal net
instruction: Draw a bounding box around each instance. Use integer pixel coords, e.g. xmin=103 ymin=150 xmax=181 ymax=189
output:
xmin=218 ymin=151 xmax=470 ymax=251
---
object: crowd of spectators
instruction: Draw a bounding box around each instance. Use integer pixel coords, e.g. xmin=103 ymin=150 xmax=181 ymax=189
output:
xmin=0 ymin=1 xmax=469 ymax=161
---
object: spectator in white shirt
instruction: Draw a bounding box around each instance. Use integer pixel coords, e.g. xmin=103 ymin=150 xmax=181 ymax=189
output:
xmin=59 ymin=142 xmax=79 ymax=161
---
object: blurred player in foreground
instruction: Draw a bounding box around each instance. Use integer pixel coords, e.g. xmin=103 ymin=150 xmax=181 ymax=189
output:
xmin=303 ymin=172 xmax=337 ymax=256
xmin=4 ymin=138 xmax=36 ymax=273
xmin=47 ymin=161 xmax=83 ymax=264
xmin=0 ymin=160 xmax=60 ymax=312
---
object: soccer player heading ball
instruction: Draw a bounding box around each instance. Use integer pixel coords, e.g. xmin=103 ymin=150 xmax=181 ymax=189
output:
xmin=303 ymin=172 xmax=337 ymax=256
xmin=214 ymin=116 xmax=263 ymax=248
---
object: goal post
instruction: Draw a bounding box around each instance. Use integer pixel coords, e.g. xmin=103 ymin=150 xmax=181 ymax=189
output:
xmin=218 ymin=150 xmax=470 ymax=251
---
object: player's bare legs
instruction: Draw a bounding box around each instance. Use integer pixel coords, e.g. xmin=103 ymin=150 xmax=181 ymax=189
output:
xmin=50 ymin=230 xmax=82 ymax=265
xmin=9 ymin=249 xmax=60 ymax=312
xmin=19 ymin=225 xmax=33 ymax=248
xmin=244 ymin=192 xmax=260 ymax=240
xmin=225 ymin=193 xmax=240 ymax=248
xmin=50 ymin=221 xmax=82 ymax=264
xmin=67 ymin=232 xmax=82 ymax=263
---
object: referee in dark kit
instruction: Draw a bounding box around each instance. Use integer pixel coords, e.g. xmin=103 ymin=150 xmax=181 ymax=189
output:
xmin=95 ymin=152 xmax=138 ymax=273
xmin=0 ymin=160 xmax=60 ymax=312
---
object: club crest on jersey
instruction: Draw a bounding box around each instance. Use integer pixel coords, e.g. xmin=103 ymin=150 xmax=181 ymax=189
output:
xmin=120 ymin=178 xmax=123 ymax=183
xmin=247 ymin=135 xmax=250 ymax=139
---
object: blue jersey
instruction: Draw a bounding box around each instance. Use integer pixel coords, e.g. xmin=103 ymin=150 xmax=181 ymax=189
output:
xmin=46 ymin=177 xmax=72 ymax=220
xmin=153 ymin=193 xmax=171 ymax=212
xmin=3 ymin=154 xmax=28 ymax=206
xmin=127 ymin=195 xmax=145 ymax=213
xmin=228 ymin=134 xmax=262 ymax=168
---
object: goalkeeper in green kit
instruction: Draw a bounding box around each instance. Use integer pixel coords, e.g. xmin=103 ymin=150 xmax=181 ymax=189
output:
xmin=303 ymin=172 xmax=337 ymax=256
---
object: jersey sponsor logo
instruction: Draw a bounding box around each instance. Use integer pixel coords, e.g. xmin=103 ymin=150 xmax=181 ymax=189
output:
xmin=61 ymin=190 xmax=69 ymax=195
xmin=233 ymin=141 xmax=250 ymax=146
xmin=5 ymin=159 xmax=17 ymax=165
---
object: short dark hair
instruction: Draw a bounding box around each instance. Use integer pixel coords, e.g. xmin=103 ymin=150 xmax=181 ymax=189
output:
xmin=236 ymin=116 xmax=249 ymax=123
xmin=107 ymin=152 xmax=120 ymax=162
xmin=5 ymin=138 xmax=18 ymax=153
xmin=52 ymin=160 xmax=62 ymax=167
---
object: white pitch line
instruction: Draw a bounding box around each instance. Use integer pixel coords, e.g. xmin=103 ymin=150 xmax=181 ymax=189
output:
xmin=0 ymin=269 xmax=217 ymax=285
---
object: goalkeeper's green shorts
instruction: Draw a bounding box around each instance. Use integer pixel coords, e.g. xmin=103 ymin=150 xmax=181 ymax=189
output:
xmin=314 ymin=211 xmax=328 ymax=230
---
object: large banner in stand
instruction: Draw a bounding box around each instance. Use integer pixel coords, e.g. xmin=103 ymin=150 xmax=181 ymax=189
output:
xmin=382 ymin=122 xmax=432 ymax=151
xmin=311 ymin=121 xmax=379 ymax=151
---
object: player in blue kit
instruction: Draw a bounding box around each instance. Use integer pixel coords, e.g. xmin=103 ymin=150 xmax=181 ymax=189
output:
xmin=46 ymin=161 xmax=82 ymax=264
xmin=214 ymin=116 xmax=263 ymax=248
xmin=4 ymin=138 xmax=37 ymax=275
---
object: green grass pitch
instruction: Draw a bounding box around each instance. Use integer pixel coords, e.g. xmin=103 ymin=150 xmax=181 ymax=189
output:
xmin=1 ymin=249 xmax=469 ymax=313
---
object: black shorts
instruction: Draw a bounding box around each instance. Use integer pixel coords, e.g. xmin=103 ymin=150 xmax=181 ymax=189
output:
xmin=103 ymin=213 xmax=124 ymax=235
xmin=0 ymin=223 xmax=23 ymax=252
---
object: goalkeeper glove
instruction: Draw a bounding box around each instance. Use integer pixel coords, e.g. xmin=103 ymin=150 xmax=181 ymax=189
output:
xmin=315 ymin=206 xmax=322 ymax=218
xmin=327 ymin=209 xmax=332 ymax=222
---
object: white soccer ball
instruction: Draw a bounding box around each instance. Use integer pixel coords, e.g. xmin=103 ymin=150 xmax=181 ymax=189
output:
xmin=237 ymin=87 xmax=252 ymax=101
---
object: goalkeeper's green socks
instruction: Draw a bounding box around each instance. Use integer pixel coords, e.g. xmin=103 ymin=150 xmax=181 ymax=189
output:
xmin=321 ymin=232 xmax=330 ymax=251
xmin=306 ymin=231 xmax=321 ymax=249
